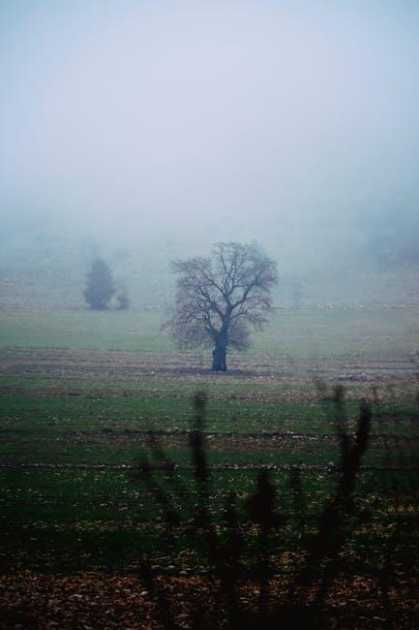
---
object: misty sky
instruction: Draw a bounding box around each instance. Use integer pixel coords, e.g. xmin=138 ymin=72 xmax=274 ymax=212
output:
xmin=2 ymin=0 xmax=419 ymax=269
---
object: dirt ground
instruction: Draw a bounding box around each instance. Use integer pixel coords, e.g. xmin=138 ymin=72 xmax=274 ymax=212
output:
xmin=1 ymin=347 xmax=418 ymax=383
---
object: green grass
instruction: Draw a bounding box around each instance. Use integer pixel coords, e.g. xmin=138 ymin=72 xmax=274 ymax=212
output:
xmin=1 ymin=374 xmax=418 ymax=573
xmin=1 ymin=385 xmax=417 ymax=436
xmin=1 ymin=304 xmax=418 ymax=358
xmin=1 ymin=464 xmax=417 ymax=574
xmin=0 ymin=309 xmax=173 ymax=352
xmin=0 ymin=301 xmax=418 ymax=575
xmin=0 ymin=393 xmax=342 ymax=432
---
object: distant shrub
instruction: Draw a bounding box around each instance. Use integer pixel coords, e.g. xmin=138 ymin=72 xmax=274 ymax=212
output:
xmin=83 ymin=258 xmax=116 ymax=310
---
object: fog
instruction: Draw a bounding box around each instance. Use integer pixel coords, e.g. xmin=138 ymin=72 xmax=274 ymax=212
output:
xmin=2 ymin=1 xmax=419 ymax=306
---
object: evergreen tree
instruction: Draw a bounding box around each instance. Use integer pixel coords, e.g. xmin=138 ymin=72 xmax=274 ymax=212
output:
xmin=83 ymin=258 xmax=115 ymax=310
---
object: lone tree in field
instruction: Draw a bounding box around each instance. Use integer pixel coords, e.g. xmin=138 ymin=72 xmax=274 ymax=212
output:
xmin=166 ymin=242 xmax=278 ymax=371
xmin=83 ymin=258 xmax=116 ymax=310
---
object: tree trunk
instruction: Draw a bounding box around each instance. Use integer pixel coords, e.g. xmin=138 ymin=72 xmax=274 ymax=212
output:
xmin=212 ymin=343 xmax=227 ymax=371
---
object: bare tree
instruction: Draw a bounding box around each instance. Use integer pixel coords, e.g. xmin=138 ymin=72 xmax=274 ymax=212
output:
xmin=165 ymin=242 xmax=278 ymax=371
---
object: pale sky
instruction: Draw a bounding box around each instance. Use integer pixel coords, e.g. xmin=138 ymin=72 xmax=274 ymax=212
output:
xmin=1 ymin=1 xmax=419 ymax=267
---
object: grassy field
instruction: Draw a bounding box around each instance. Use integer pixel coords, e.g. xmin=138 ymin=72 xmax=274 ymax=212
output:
xmin=1 ymin=304 xmax=419 ymax=358
xmin=0 ymin=306 xmax=418 ymax=627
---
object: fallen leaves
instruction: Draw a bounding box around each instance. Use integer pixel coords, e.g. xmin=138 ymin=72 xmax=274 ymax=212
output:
xmin=0 ymin=571 xmax=156 ymax=630
xmin=0 ymin=571 xmax=418 ymax=630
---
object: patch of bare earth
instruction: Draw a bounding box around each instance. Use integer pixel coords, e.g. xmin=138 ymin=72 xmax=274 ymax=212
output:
xmin=0 ymin=348 xmax=417 ymax=395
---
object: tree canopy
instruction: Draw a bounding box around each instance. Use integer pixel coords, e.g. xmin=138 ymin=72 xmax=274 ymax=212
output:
xmin=166 ymin=242 xmax=278 ymax=371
